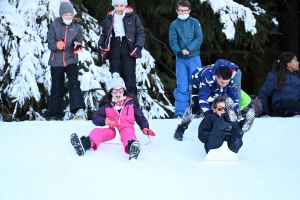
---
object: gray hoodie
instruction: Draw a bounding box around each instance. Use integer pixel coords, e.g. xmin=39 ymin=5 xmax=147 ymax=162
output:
xmin=47 ymin=18 xmax=83 ymax=67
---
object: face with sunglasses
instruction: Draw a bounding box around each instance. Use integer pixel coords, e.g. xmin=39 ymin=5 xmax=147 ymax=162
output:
xmin=111 ymin=87 xmax=125 ymax=100
xmin=213 ymin=101 xmax=226 ymax=116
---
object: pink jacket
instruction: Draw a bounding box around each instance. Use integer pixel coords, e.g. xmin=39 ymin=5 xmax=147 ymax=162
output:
xmin=92 ymin=97 xmax=149 ymax=131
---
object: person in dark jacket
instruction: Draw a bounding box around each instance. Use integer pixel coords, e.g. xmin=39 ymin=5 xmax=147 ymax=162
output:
xmin=70 ymin=73 xmax=156 ymax=160
xmin=174 ymin=59 xmax=240 ymax=141
xmin=198 ymin=96 xmax=255 ymax=153
xmin=47 ymin=0 xmax=86 ymax=120
xmin=98 ymin=0 xmax=145 ymax=97
xmin=259 ymin=52 xmax=300 ymax=117
xmin=169 ymin=0 xmax=203 ymax=118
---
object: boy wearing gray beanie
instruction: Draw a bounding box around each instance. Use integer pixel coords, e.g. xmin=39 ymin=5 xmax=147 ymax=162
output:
xmin=47 ymin=0 xmax=86 ymax=121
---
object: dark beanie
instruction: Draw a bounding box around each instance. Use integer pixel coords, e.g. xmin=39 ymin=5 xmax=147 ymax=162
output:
xmin=59 ymin=0 xmax=74 ymax=17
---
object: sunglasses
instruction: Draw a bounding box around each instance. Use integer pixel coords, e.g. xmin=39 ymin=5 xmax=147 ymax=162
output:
xmin=111 ymin=88 xmax=124 ymax=94
xmin=216 ymin=106 xmax=226 ymax=111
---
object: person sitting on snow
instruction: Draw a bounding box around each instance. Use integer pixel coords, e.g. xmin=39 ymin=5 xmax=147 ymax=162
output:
xmin=70 ymin=73 xmax=156 ymax=160
xmin=198 ymin=96 xmax=255 ymax=153
xmin=174 ymin=60 xmax=240 ymax=141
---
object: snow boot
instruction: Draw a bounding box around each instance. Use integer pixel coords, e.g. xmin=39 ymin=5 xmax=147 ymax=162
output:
xmin=225 ymin=97 xmax=237 ymax=122
xmin=73 ymin=108 xmax=87 ymax=120
xmin=128 ymin=140 xmax=140 ymax=160
xmin=70 ymin=133 xmax=92 ymax=156
xmin=174 ymin=123 xmax=188 ymax=141
xmin=242 ymin=108 xmax=255 ymax=133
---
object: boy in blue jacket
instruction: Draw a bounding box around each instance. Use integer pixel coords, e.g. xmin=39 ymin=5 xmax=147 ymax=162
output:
xmin=169 ymin=0 xmax=203 ymax=118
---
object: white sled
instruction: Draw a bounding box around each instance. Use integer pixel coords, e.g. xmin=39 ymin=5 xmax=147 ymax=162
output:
xmin=204 ymin=142 xmax=238 ymax=161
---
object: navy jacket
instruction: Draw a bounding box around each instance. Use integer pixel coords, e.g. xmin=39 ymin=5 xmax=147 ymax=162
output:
xmin=98 ymin=7 xmax=145 ymax=60
xmin=259 ymin=70 xmax=300 ymax=113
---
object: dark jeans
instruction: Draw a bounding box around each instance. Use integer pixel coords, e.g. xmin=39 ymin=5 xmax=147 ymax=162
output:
xmin=109 ymin=36 xmax=137 ymax=97
xmin=276 ymin=98 xmax=300 ymax=117
xmin=49 ymin=64 xmax=85 ymax=119
xmin=199 ymin=115 xmax=244 ymax=153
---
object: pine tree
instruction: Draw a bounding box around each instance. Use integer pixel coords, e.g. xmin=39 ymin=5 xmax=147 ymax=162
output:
xmin=0 ymin=0 xmax=172 ymax=121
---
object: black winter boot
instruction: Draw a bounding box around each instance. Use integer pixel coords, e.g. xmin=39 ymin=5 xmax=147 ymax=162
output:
xmin=70 ymin=133 xmax=92 ymax=156
xmin=128 ymin=140 xmax=140 ymax=160
xmin=174 ymin=123 xmax=188 ymax=141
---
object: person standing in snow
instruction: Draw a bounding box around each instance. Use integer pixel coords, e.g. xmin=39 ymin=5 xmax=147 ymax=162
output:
xmin=198 ymin=96 xmax=255 ymax=153
xmin=70 ymin=73 xmax=156 ymax=160
xmin=259 ymin=52 xmax=300 ymax=117
xmin=98 ymin=0 xmax=145 ymax=97
xmin=174 ymin=59 xmax=240 ymax=141
xmin=169 ymin=0 xmax=203 ymax=118
xmin=47 ymin=0 xmax=86 ymax=120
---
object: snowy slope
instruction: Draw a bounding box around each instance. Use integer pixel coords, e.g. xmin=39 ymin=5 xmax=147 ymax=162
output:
xmin=0 ymin=118 xmax=299 ymax=199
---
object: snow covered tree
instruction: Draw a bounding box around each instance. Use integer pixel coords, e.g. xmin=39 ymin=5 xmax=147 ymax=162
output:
xmin=0 ymin=0 xmax=172 ymax=121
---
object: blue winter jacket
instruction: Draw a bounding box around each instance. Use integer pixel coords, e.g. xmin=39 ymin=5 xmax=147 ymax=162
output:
xmin=191 ymin=59 xmax=240 ymax=112
xmin=169 ymin=17 xmax=203 ymax=58
xmin=259 ymin=70 xmax=300 ymax=113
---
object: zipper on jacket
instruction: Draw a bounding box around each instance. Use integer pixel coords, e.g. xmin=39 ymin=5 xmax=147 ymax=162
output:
xmin=63 ymin=26 xmax=69 ymax=67
xmin=184 ymin=20 xmax=188 ymax=47
xmin=51 ymin=52 xmax=54 ymax=60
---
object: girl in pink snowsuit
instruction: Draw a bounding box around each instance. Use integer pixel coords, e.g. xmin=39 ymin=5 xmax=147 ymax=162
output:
xmin=70 ymin=73 xmax=155 ymax=160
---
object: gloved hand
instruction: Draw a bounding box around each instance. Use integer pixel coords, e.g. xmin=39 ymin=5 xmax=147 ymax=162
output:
xmin=74 ymin=43 xmax=83 ymax=54
xmin=142 ymin=128 xmax=156 ymax=136
xmin=105 ymin=118 xmax=119 ymax=129
xmin=130 ymin=46 xmax=142 ymax=58
xmin=177 ymin=51 xmax=185 ymax=57
xmin=99 ymin=45 xmax=109 ymax=58
xmin=191 ymin=96 xmax=200 ymax=115
xmin=56 ymin=40 xmax=65 ymax=50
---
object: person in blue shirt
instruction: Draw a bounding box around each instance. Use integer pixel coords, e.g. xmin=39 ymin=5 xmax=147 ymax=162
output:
xmin=169 ymin=0 xmax=203 ymax=118
xmin=259 ymin=52 xmax=300 ymax=117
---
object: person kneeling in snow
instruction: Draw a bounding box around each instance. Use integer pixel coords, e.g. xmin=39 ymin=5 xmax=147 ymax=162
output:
xmin=70 ymin=73 xmax=156 ymax=160
xmin=198 ymin=96 xmax=255 ymax=153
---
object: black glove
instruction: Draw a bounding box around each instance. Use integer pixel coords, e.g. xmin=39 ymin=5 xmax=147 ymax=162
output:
xmin=191 ymin=96 xmax=200 ymax=114
xmin=130 ymin=46 xmax=142 ymax=58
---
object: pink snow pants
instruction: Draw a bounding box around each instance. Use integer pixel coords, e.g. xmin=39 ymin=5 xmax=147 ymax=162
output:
xmin=88 ymin=127 xmax=137 ymax=154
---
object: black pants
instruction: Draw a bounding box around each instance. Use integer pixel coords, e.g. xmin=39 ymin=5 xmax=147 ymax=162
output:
xmin=198 ymin=115 xmax=244 ymax=153
xmin=276 ymin=98 xmax=300 ymax=117
xmin=109 ymin=36 xmax=137 ymax=97
xmin=49 ymin=64 xmax=85 ymax=118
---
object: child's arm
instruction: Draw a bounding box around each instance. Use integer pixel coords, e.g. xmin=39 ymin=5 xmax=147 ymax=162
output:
xmin=133 ymin=103 xmax=149 ymax=130
xmin=47 ymin=23 xmax=60 ymax=52
xmin=92 ymin=106 xmax=107 ymax=126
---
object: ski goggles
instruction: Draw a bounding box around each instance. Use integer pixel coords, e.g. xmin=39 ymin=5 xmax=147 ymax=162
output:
xmin=216 ymin=106 xmax=226 ymax=111
xmin=111 ymin=88 xmax=124 ymax=94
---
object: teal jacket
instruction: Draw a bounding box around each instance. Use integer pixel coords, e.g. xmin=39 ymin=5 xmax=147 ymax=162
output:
xmin=169 ymin=16 xmax=203 ymax=58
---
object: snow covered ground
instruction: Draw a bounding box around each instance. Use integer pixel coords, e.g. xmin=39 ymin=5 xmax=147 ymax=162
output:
xmin=0 ymin=117 xmax=299 ymax=199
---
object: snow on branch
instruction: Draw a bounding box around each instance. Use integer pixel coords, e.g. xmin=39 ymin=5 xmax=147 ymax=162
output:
xmin=200 ymin=0 xmax=271 ymax=40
